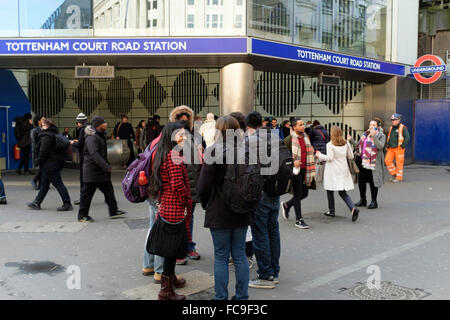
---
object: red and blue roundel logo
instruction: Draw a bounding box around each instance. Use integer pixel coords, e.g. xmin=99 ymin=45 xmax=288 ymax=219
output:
xmin=410 ymin=55 xmax=447 ymax=85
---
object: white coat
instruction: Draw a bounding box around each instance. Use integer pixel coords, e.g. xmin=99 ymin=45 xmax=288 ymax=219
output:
xmin=199 ymin=119 xmax=216 ymax=148
xmin=317 ymin=141 xmax=354 ymax=191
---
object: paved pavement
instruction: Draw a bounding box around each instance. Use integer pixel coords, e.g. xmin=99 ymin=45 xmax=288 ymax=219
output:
xmin=0 ymin=164 xmax=449 ymax=300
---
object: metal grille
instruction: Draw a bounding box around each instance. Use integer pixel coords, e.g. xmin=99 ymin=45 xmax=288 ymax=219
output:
xmin=29 ymin=73 xmax=66 ymax=117
xmin=171 ymin=70 xmax=208 ymax=115
xmin=324 ymin=121 xmax=360 ymax=141
xmin=106 ymin=76 xmax=134 ymax=117
xmin=256 ymin=71 xmax=305 ymax=117
xmin=71 ymin=79 xmax=103 ymax=116
xmin=138 ymin=75 xmax=167 ymax=115
xmin=311 ymin=79 xmax=363 ymax=115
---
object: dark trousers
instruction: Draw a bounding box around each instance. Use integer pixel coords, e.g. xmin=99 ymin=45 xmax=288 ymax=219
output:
xmin=35 ymin=161 xmax=71 ymax=205
xmin=163 ymin=257 xmax=176 ymax=276
xmin=358 ymin=167 xmax=378 ymax=202
xmin=79 ymin=159 xmax=84 ymax=191
xmin=126 ymin=139 xmax=135 ymax=167
xmin=33 ymin=169 xmax=41 ymax=187
xmin=286 ymin=169 xmax=307 ymax=221
xmin=327 ymin=190 xmax=355 ymax=214
xmin=18 ymin=145 xmax=31 ymax=171
xmin=78 ymin=181 xmax=118 ymax=219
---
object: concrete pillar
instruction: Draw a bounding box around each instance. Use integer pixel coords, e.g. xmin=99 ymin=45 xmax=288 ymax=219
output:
xmin=219 ymin=62 xmax=254 ymax=116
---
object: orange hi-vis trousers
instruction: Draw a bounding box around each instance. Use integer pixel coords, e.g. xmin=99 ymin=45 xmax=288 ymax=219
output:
xmin=385 ymin=147 xmax=405 ymax=181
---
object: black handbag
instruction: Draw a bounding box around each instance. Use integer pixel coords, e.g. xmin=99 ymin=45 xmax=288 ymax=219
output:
xmin=146 ymin=211 xmax=188 ymax=259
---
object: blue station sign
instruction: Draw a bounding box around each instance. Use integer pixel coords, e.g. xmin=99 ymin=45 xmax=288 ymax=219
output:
xmin=251 ymin=38 xmax=406 ymax=77
xmin=0 ymin=37 xmax=248 ymax=55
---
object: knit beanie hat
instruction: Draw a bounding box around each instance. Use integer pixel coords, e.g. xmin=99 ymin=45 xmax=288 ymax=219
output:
xmin=92 ymin=116 xmax=106 ymax=129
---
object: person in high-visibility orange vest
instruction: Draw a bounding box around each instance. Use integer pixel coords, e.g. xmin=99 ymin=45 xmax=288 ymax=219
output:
xmin=385 ymin=114 xmax=410 ymax=183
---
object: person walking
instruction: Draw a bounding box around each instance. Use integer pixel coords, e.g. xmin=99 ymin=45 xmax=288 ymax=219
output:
xmin=0 ymin=149 xmax=6 ymax=205
xmin=270 ymin=118 xmax=284 ymax=140
xmin=198 ymin=116 xmax=251 ymax=300
xmin=348 ymin=119 xmax=386 ymax=209
xmin=309 ymin=120 xmax=329 ymax=154
xmin=170 ymin=105 xmax=202 ymax=265
xmin=15 ymin=113 xmax=34 ymax=175
xmin=77 ymin=116 xmax=126 ymax=222
xmin=145 ymin=115 xmax=163 ymax=148
xmin=30 ymin=114 xmax=44 ymax=190
xmin=385 ymin=114 xmax=410 ymax=183
xmin=315 ymin=126 xmax=359 ymax=221
xmin=72 ymin=113 xmax=88 ymax=206
xmin=135 ymin=120 xmax=146 ymax=154
xmin=281 ymin=120 xmax=291 ymax=140
xmin=146 ymin=122 xmax=192 ymax=300
xmin=281 ymin=118 xmax=315 ymax=229
xmin=246 ymin=113 xmax=281 ymax=290
xmin=27 ymin=118 xmax=72 ymax=211
xmin=113 ymin=114 xmax=136 ymax=167
xmin=199 ymin=113 xmax=216 ymax=148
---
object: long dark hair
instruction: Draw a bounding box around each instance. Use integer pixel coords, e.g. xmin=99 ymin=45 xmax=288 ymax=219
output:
xmin=147 ymin=122 xmax=185 ymax=198
xmin=136 ymin=120 xmax=145 ymax=129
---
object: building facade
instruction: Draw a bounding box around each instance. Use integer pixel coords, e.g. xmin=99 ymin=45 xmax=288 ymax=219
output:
xmin=0 ymin=0 xmax=419 ymax=170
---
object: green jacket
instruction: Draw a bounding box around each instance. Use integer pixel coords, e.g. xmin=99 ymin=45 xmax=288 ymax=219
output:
xmin=387 ymin=124 xmax=410 ymax=149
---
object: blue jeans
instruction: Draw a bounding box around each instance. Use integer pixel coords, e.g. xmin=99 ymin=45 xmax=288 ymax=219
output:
xmin=251 ymin=192 xmax=281 ymax=279
xmin=188 ymin=202 xmax=197 ymax=252
xmin=0 ymin=179 xmax=5 ymax=199
xmin=143 ymin=199 xmax=163 ymax=273
xmin=210 ymin=227 xmax=249 ymax=300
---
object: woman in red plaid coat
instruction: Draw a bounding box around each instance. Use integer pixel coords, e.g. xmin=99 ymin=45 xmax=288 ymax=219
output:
xmin=148 ymin=122 xmax=192 ymax=300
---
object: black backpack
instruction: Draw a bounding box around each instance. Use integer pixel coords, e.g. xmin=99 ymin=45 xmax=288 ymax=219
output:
xmin=217 ymin=143 xmax=264 ymax=215
xmin=263 ymin=138 xmax=294 ymax=197
xmin=54 ymin=133 xmax=71 ymax=161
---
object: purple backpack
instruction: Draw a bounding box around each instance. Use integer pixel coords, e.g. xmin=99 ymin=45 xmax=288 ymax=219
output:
xmin=122 ymin=144 xmax=157 ymax=203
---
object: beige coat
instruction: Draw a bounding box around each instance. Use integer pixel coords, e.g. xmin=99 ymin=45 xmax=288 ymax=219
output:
xmin=317 ymin=141 xmax=354 ymax=191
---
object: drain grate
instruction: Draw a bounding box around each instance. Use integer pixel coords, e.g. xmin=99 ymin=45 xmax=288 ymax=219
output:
xmin=123 ymin=218 xmax=149 ymax=230
xmin=339 ymin=281 xmax=431 ymax=300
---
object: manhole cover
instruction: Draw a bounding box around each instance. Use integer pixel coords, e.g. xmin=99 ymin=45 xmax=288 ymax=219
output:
xmin=123 ymin=218 xmax=149 ymax=230
xmin=339 ymin=281 xmax=431 ymax=300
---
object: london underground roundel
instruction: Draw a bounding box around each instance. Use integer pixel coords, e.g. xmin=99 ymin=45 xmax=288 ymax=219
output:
xmin=410 ymin=55 xmax=447 ymax=85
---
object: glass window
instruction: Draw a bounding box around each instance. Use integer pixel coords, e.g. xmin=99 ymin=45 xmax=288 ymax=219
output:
xmin=212 ymin=0 xmax=218 ymax=6
xmin=206 ymin=14 xmax=210 ymax=28
xmin=212 ymin=14 xmax=218 ymax=28
xmin=153 ymin=19 xmax=157 ymax=27
xmin=19 ymin=0 xmax=93 ymax=37
xmin=0 ymin=0 xmax=19 ymax=37
xmin=187 ymin=0 xmax=195 ymax=5
xmin=153 ymin=0 xmax=158 ymax=10
xmin=236 ymin=0 xmax=243 ymax=6
xmin=220 ymin=14 xmax=223 ymax=28
xmin=235 ymin=14 xmax=242 ymax=28
xmin=248 ymin=0 xmax=387 ymax=60
xmin=187 ymin=14 xmax=195 ymax=28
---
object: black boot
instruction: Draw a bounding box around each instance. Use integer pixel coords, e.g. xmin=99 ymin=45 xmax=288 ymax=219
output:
xmin=0 ymin=198 xmax=6 ymax=205
xmin=57 ymin=202 xmax=73 ymax=211
xmin=355 ymin=199 xmax=367 ymax=207
xmin=367 ymin=201 xmax=378 ymax=209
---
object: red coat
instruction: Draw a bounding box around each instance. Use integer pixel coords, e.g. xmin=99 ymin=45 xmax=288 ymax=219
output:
xmin=158 ymin=150 xmax=193 ymax=242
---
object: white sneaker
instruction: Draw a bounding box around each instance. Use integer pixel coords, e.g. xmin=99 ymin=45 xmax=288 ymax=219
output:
xmin=281 ymin=202 xmax=290 ymax=220
xmin=248 ymin=277 xmax=276 ymax=289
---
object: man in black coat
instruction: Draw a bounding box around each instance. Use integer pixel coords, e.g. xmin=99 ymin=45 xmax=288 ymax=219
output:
xmin=72 ymin=113 xmax=88 ymax=205
xmin=78 ymin=116 xmax=126 ymax=223
xmin=27 ymin=118 xmax=72 ymax=211
xmin=15 ymin=113 xmax=34 ymax=175
xmin=113 ymin=114 xmax=136 ymax=167
xmin=145 ymin=115 xmax=163 ymax=148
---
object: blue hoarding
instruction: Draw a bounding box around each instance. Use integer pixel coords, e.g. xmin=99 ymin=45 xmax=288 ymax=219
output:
xmin=251 ymin=38 xmax=406 ymax=77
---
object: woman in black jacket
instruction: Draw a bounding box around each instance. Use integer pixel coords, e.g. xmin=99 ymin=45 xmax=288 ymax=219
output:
xmin=197 ymin=116 xmax=251 ymax=300
xmin=27 ymin=118 xmax=72 ymax=211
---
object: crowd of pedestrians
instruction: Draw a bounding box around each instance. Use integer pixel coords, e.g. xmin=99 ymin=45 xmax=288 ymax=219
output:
xmin=4 ymin=108 xmax=412 ymax=301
